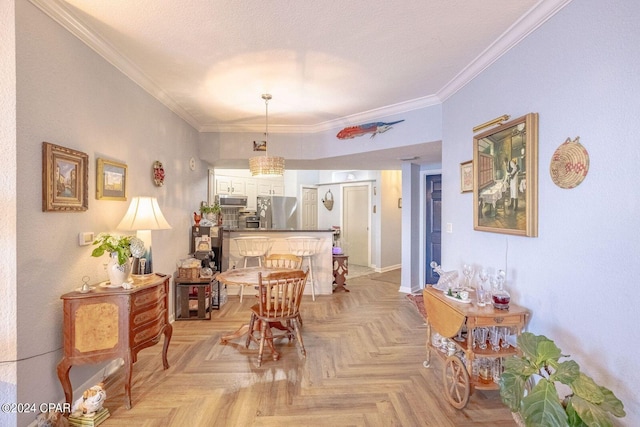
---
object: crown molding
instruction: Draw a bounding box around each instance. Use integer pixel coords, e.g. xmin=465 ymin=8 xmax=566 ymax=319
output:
xmin=200 ymin=94 xmax=441 ymax=133
xmin=29 ymin=0 xmax=202 ymax=130
xmin=437 ymin=0 xmax=573 ymax=101
xmin=30 ymin=0 xmax=572 ymax=134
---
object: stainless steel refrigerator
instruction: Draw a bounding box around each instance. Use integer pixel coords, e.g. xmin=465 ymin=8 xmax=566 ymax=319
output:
xmin=257 ymin=196 xmax=298 ymax=229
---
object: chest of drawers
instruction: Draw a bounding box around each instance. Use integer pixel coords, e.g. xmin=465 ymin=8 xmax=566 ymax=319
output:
xmin=57 ymin=273 xmax=172 ymax=409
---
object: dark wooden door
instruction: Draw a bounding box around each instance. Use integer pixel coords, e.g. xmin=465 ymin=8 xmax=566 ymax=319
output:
xmin=425 ymin=174 xmax=442 ymax=284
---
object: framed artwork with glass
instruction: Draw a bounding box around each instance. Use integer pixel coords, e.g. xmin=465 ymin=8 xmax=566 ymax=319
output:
xmin=42 ymin=142 xmax=89 ymax=212
xmin=473 ymin=113 xmax=538 ymax=237
xmin=96 ymin=158 xmax=127 ymax=201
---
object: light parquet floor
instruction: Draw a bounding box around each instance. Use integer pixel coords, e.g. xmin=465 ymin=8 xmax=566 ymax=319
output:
xmin=100 ymin=270 xmax=517 ymax=426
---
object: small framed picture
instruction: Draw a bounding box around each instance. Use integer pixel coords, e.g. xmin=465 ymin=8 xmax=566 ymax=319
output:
xmin=42 ymin=142 xmax=89 ymax=212
xmin=195 ymin=236 xmax=211 ymax=252
xmin=460 ymin=160 xmax=473 ymax=193
xmin=96 ymin=158 xmax=127 ymax=200
xmin=253 ymin=140 xmax=267 ymax=152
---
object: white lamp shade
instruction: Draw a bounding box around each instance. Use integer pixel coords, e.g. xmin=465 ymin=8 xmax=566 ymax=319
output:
xmin=117 ymin=197 xmax=172 ymax=231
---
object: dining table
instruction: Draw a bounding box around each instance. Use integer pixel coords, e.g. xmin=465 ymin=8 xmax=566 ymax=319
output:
xmin=217 ymin=266 xmax=299 ymax=350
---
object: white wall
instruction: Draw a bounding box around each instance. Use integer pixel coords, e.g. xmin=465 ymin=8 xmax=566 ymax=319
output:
xmin=441 ymin=0 xmax=639 ymax=423
xmin=0 ymin=1 xmax=18 ymax=426
xmin=377 ymin=170 xmax=402 ymax=271
xmin=15 ymin=2 xmax=206 ymax=425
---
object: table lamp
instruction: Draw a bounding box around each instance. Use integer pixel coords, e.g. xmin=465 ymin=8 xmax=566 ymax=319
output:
xmin=117 ymin=196 xmax=171 ymax=275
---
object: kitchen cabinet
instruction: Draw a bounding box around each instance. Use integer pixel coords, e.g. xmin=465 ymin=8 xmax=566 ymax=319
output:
xmin=257 ymin=177 xmax=284 ymax=196
xmin=215 ymin=176 xmax=247 ymax=195
xmin=215 ymin=174 xmax=284 ymax=208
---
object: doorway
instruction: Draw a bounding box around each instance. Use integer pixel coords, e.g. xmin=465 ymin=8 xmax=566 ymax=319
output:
xmin=425 ymin=174 xmax=442 ymax=284
xmin=301 ymin=187 xmax=318 ymax=230
xmin=342 ymin=184 xmax=370 ymax=266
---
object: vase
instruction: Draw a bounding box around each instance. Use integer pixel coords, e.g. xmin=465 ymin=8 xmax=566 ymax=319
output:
xmin=107 ymin=252 xmax=132 ymax=287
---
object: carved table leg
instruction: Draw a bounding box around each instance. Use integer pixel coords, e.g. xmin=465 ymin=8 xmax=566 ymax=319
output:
xmin=220 ymin=323 xmax=251 ymax=344
xmin=162 ymin=323 xmax=173 ymax=369
xmin=56 ymin=358 xmax=73 ymax=405
xmin=124 ymin=351 xmax=133 ymax=409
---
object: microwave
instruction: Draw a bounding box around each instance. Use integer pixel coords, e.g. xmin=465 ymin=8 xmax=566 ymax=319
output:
xmin=215 ymin=194 xmax=247 ymax=207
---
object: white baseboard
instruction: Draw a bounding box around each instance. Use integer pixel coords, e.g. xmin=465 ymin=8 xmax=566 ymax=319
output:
xmin=374 ymin=264 xmax=401 ymax=273
xmin=398 ymin=285 xmax=412 ymax=294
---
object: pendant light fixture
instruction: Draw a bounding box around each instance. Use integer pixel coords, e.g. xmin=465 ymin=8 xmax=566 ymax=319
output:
xmin=249 ymin=94 xmax=285 ymax=176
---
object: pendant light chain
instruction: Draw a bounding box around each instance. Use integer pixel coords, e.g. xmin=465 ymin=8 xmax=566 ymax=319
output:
xmin=263 ymin=93 xmax=271 ymax=157
xmin=249 ymin=93 xmax=284 ymax=176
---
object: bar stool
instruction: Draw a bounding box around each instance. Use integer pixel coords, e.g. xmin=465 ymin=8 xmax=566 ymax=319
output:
xmin=286 ymin=236 xmax=321 ymax=301
xmin=233 ymin=236 xmax=272 ymax=302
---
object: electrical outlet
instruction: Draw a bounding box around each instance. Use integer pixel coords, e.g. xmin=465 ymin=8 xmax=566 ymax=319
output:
xmin=446 ymin=223 xmax=453 ymax=233
xmin=78 ymin=232 xmax=95 ymax=246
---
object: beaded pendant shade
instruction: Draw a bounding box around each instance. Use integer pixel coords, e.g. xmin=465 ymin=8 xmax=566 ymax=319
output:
xmin=249 ymin=94 xmax=285 ymax=176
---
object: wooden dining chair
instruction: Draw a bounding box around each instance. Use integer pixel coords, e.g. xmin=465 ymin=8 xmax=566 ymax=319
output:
xmin=264 ymin=253 xmax=303 ymax=269
xmin=263 ymin=254 xmax=305 ymax=326
xmin=245 ymin=269 xmax=308 ymax=366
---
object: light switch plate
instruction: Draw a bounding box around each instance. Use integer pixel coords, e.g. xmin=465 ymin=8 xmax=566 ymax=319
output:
xmin=78 ymin=232 xmax=95 ymax=246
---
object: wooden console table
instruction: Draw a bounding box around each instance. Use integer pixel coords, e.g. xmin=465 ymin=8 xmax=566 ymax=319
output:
xmin=57 ymin=273 xmax=172 ymax=409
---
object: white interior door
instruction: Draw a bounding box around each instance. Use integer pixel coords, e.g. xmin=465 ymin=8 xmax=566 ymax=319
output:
xmin=343 ymin=184 xmax=370 ymax=266
xmin=301 ymin=187 xmax=318 ymax=230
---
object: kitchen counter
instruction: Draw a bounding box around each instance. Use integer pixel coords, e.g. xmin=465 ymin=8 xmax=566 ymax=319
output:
xmin=226 ymin=228 xmax=332 ymax=232
xmin=221 ymin=229 xmax=334 ymax=296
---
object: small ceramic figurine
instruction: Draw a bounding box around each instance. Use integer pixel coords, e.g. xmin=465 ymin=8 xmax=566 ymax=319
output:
xmin=71 ymin=383 xmax=106 ymax=417
xmin=193 ymin=212 xmax=201 ymax=226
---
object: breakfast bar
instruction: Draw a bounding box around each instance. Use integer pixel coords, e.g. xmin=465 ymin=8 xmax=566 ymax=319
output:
xmin=221 ymin=229 xmax=334 ymax=296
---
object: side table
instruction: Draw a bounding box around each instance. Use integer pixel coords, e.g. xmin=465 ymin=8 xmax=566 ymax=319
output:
xmin=175 ymin=272 xmax=220 ymax=320
xmin=332 ymin=254 xmax=349 ymax=293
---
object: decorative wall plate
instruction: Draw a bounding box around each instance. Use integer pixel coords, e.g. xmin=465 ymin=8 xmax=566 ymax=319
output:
xmin=153 ymin=161 xmax=165 ymax=186
xmin=550 ymin=137 xmax=589 ymax=189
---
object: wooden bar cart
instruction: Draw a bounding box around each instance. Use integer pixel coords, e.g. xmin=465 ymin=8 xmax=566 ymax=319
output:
xmin=422 ymin=286 xmax=529 ymax=409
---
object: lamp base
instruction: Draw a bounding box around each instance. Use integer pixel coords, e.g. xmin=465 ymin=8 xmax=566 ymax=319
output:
xmin=135 ymin=230 xmax=154 ymax=274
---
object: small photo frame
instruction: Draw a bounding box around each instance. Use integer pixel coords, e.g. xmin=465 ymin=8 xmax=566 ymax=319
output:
xmin=42 ymin=142 xmax=89 ymax=212
xmin=195 ymin=235 xmax=211 ymax=252
xmin=253 ymin=140 xmax=267 ymax=152
xmin=96 ymin=158 xmax=127 ymax=200
xmin=460 ymin=160 xmax=473 ymax=193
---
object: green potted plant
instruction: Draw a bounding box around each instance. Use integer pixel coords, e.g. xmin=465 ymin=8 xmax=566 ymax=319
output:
xmin=199 ymin=202 xmax=221 ymax=223
xmin=500 ymin=332 xmax=625 ymax=427
xmin=91 ymin=233 xmax=134 ymax=265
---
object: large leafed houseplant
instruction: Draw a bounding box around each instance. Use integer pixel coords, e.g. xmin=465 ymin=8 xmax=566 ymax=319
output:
xmin=499 ymin=332 xmax=625 ymax=427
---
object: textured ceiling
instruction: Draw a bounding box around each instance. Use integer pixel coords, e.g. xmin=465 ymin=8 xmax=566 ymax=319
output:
xmin=31 ymin=0 xmax=570 ymax=169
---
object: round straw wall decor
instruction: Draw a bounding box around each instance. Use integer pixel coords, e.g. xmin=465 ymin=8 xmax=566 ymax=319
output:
xmin=550 ymin=137 xmax=589 ymax=189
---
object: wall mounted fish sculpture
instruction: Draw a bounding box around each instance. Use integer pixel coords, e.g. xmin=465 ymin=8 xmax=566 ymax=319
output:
xmin=336 ymin=120 xmax=405 ymax=140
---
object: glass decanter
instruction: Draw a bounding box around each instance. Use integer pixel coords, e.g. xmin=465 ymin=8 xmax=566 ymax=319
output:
xmin=491 ymin=269 xmax=510 ymax=310
xmin=430 ymin=261 xmax=459 ymax=292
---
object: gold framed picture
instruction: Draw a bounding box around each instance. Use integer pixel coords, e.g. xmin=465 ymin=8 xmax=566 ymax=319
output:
xmin=96 ymin=158 xmax=127 ymax=201
xmin=473 ymin=113 xmax=539 ymax=237
xmin=42 ymin=142 xmax=88 ymax=212
xmin=460 ymin=160 xmax=473 ymax=193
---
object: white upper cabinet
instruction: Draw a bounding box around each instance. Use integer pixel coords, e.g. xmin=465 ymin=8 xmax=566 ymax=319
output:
xmin=215 ymin=176 xmax=247 ymax=195
xmin=257 ymin=177 xmax=284 ymax=196
xmin=214 ymin=171 xmax=284 ymax=208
